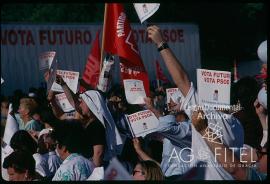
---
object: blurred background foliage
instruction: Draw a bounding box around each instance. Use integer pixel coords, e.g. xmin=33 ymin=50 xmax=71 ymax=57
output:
xmin=1 ymin=3 xmax=267 ymax=70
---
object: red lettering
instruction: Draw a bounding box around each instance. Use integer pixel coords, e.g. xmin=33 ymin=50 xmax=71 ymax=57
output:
xmin=75 ymin=30 xmax=82 ymax=44
xmin=39 ymin=30 xmax=47 ymax=45
xmin=17 ymin=30 xmax=26 ymax=45
xmin=216 ymin=79 xmax=229 ymax=84
xmin=83 ymin=31 xmax=92 ymax=44
xmin=56 ymin=30 xmax=64 ymax=45
xmin=163 ymin=29 xmax=169 ymax=42
xmin=65 ymin=30 xmax=73 ymax=44
xmin=8 ymin=30 xmax=17 ymax=45
xmin=177 ymin=29 xmax=184 ymax=42
xmin=170 ymin=29 xmax=177 ymax=42
xmin=48 ymin=31 xmax=56 ymax=45
xmin=26 ymin=30 xmax=35 ymax=45
xmin=1 ymin=30 xmax=7 ymax=44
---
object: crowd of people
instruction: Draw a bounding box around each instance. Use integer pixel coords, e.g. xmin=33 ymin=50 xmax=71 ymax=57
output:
xmin=1 ymin=25 xmax=267 ymax=181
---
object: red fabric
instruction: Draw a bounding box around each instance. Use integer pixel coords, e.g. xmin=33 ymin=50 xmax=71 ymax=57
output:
xmin=119 ymin=61 xmax=150 ymax=96
xmin=233 ymin=60 xmax=239 ymax=82
xmin=104 ymin=3 xmax=150 ymax=95
xmin=156 ymin=61 xmax=169 ymax=82
xmin=81 ymin=31 xmax=101 ymax=90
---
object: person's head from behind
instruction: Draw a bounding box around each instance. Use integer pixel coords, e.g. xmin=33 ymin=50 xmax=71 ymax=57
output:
xmin=175 ymin=111 xmax=189 ymax=123
xmin=18 ymin=98 xmax=38 ymax=119
xmin=52 ymin=120 xmax=86 ymax=161
xmin=132 ymin=160 xmax=164 ymax=180
xmin=108 ymin=85 xmax=128 ymax=112
xmin=231 ymin=77 xmax=260 ymax=112
xmin=37 ymin=130 xmax=57 ymax=155
xmin=37 ymin=107 xmax=58 ymax=128
xmin=3 ymin=150 xmax=35 ymax=181
xmin=10 ymin=130 xmax=37 ymax=155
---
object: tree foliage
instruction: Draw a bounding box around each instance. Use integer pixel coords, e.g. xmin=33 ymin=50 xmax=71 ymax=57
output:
xmin=1 ymin=3 xmax=266 ymax=69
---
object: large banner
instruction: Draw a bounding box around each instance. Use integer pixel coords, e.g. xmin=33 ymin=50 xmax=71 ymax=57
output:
xmin=197 ymin=69 xmax=231 ymax=109
xmin=1 ymin=24 xmax=201 ymax=95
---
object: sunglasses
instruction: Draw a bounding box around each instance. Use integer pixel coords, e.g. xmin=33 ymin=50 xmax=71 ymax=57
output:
xmin=132 ymin=170 xmax=145 ymax=176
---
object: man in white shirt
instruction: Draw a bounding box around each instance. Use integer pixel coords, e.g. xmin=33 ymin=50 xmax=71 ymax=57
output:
xmin=147 ymin=25 xmax=244 ymax=180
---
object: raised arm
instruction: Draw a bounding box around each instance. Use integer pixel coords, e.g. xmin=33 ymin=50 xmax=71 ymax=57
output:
xmin=147 ymin=25 xmax=190 ymax=96
xmin=133 ymin=138 xmax=159 ymax=165
xmin=55 ymin=75 xmax=81 ymax=111
xmin=144 ymin=97 xmax=162 ymax=118
xmin=192 ymin=110 xmax=247 ymax=180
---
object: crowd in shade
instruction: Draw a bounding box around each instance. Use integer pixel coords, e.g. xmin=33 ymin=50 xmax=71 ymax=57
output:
xmin=1 ymin=24 xmax=267 ymax=181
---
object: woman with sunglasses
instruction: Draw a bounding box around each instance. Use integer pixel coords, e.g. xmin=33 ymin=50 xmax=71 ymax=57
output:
xmin=132 ymin=160 xmax=164 ymax=180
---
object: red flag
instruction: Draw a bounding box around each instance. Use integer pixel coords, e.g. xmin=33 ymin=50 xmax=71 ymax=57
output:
xmin=156 ymin=60 xmax=169 ymax=83
xmin=81 ymin=31 xmax=101 ymax=92
xmin=104 ymin=3 xmax=150 ymax=95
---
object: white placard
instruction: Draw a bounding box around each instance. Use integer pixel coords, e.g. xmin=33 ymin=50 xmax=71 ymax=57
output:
xmin=39 ymin=51 xmax=56 ymax=70
xmin=1 ymin=77 xmax=4 ymax=84
xmin=51 ymin=70 xmax=79 ymax=94
xmin=87 ymin=167 xmax=104 ymax=181
xmin=123 ymin=79 xmax=146 ymax=104
xmin=55 ymin=93 xmax=75 ymax=112
xmin=133 ymin=3 xmax=160 ymax=23
xmin=126 ymin=110 xmax=160 ymax=137
xmin=166 ymin=88 xmax=180 ymax=104
xmin=3 ymin=104 xmax=19 ymax=145
xmin=197 ymin=69 xmax=231 ymax=109
xmin=104 ymin=157 xmax=132 ymax=180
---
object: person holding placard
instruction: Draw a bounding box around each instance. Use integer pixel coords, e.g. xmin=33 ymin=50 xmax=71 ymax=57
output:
xmin=144 ymin=97 xmax=192 ymax=179
xmin=147 ymin=25 xmax=245 ymax=180
xmin=55 ymin=75 xmax=123 ymax=168
xmin=54 ymin=75 xmax=106 ymax=167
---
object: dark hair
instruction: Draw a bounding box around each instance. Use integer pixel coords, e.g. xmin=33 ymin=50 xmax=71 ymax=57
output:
xmin=10 ymin=130 xmax=37 ymax=154
xmin=38 ymin=107 xmax=58 ymax=128
xmin=175 ymin=111 xmax=189 ymax=121
xmin=52 ymin=120 xmax=87 ymax=155
xmin=38 ymin=131 xmax=57 ymax=154
xmin=3 ymin=150 xmax=36 ymax=178
xmin=231 ymin=77 xmax=260 ymax=112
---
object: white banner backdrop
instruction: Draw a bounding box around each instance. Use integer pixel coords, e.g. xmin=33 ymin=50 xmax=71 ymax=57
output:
xmin=1 ymin=23 xmax=201 ymax=95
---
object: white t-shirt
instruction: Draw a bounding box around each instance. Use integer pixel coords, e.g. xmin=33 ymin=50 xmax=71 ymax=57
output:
xmin=180 ymin=83 xmax=244 ymax=180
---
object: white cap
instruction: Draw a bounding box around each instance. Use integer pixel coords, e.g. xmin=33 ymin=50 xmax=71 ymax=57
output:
xmin=38 ymin=128 xmax=53 ymax=139
xmin=258 ymin=87 xmax=267 ymax=110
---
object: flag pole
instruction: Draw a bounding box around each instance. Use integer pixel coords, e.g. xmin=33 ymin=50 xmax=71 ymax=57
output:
xmin=157 ymin=79 xmax=160 ymax=89
xmin=100 ymin=3 xmax=108 ymax=72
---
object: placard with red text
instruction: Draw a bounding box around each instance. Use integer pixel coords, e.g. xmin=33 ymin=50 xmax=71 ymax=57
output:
xmin=197 ymin=69 xmax=231 ymax=109
xmin=51 ymin=70 xmax=79 ymax=94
